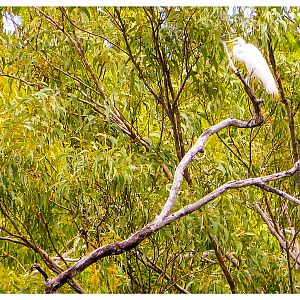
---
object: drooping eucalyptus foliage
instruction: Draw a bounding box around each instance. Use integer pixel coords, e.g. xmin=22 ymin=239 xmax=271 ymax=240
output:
xmin=0 ymin=7 xmax=300 ymax=293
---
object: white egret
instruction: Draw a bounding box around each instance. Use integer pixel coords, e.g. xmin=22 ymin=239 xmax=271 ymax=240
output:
xmin=228 ymin=37 xmax=278 ymax=95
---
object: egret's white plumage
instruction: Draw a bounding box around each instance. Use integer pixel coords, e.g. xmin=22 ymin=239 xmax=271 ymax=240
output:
xmin=230 ymin=37 xmax=278 ymax=95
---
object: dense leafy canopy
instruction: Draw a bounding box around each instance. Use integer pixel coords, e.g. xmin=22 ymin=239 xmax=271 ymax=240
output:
xmin=0 ymin=6 xmax=300 ymax=293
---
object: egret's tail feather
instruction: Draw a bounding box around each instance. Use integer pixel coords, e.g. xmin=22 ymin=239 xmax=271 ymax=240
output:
xmin=264 ymin=81 xmax=279 ymax=95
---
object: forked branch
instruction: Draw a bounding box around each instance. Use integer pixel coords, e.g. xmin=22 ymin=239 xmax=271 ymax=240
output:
xmin=44 ymin=114 xmax=300 ymax=293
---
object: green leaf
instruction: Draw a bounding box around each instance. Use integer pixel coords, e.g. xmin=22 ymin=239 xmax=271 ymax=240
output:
xmin=80 ymin=7 xmax=91 ymax=21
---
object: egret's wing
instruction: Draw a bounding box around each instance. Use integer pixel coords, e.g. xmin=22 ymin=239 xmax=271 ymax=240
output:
xmin=243 ymin=44 xmax=268 ymax=75
xmin=244 ymin=44 xmax=278 ymax=95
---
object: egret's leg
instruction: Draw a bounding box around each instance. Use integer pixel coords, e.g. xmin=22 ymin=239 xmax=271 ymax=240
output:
xmin=245 ymin=76 xmax=251 ymax=86
xmin=246 ymin=68 xmax=256 ymax=88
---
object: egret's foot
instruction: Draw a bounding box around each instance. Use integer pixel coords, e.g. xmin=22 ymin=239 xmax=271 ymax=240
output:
xmin=245 ymin=76 xmax=251 ymax=86
xmin=257 ymin=98 xmax=264 ymax=105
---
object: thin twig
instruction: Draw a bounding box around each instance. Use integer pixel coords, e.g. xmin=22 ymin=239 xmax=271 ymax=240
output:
xmin=254 ymin=201 xmax=300 ymax=266
xmin=255 ymin=183 xmax=300 ymax=205
xmin=60 ymin=8 xmax=129 ymax=55
xmin=0 ymin=236 xmax=28 ymax=247
xmin=33 ymin=263 xmax=49 ymax=282
xmin=0 ymin=73 xmax=41 ymax=87
xmin=133 ymin=249 xmax=190 ymax=294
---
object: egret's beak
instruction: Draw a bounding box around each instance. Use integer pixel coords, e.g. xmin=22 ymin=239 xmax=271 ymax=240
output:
xmin=225 ymin=39 xmax=234 ymax=44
